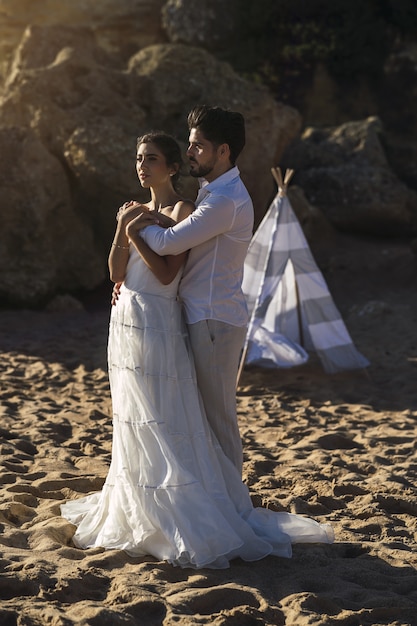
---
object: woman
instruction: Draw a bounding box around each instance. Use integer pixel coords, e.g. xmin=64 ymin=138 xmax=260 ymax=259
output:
xmin=61 ymin=132 xmax=333 ymax=569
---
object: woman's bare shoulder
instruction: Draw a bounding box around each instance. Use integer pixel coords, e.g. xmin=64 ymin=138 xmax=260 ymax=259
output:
xmin=172 ymin=199 xmax=195 ymax=222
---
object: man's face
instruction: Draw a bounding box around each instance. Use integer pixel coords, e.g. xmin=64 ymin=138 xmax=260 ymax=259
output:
xmin=187 ymin=128 xmax=219 ymax=181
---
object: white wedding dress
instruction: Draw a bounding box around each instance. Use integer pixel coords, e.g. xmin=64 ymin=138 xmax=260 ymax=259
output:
xmin=61 ymin=246 xmax=333 ymax=569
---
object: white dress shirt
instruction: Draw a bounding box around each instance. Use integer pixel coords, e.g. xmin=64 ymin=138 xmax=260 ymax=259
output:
xmin=141 ymin=166 xmax=254 ymax=326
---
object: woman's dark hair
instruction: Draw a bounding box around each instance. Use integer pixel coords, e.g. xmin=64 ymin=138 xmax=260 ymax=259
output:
xmin=136 ymin=132 xmax=183 ymax=188
xmin=187 ymin=105 xmax=246 ymax=165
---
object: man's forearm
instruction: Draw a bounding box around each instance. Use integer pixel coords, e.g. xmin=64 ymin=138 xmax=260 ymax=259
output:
xmin=142 ymin=201 xmax=235 ymax=254
xmin=141 ymin=225 xmax=188 ymax=255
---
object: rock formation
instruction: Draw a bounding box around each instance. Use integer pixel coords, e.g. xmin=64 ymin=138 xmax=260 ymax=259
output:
xmin=0 ymin=26 xmax=299 ymax=305
xmin=283 ymin=117 xmax=417 ymax=236
xmin=0 ymin=126 xmax=104 ymax=305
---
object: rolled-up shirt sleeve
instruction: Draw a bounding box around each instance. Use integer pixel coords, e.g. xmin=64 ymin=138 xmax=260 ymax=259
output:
xmin=141 ymin=195 xmax=235 ymax=255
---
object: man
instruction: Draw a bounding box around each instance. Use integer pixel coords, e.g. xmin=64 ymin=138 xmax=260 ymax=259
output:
xmin=139 ymin=105 xmax=254 ymax=474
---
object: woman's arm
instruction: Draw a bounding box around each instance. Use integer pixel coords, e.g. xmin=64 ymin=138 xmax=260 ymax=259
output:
xmin=108 ymin=221 xmax=130 ymax=284
xmin=127 ymin=231 xmax=186 ymax=285
xmin=108 ymin=202 xmax=150 ymax=283
xmin=126 ymin=200 xmax=194 ymax=285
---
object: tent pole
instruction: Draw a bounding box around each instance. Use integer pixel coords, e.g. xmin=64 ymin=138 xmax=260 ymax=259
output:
xmin=236 ymin=343 xmax=248 ymax=388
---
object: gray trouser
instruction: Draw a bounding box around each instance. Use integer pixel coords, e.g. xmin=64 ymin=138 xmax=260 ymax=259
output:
xmin=187 ymin=320 xmax=247 ymax=474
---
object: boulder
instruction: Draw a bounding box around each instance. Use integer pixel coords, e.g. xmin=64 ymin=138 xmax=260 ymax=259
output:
xmin=0 ymin=126 xmax=104 ymax=306
xmin=1 ymin=26 xmax=150 ymax=248
xmin=283 ymin=117 xmax=417 ymax=236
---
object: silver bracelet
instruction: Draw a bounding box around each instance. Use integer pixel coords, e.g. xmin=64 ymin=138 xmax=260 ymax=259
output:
xmin=112 ymin=243 xmax=130 ymax=249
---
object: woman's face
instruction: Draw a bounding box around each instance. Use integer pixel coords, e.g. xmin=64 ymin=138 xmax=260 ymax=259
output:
xmin=136 ymin=142 xmax=174 ymax=188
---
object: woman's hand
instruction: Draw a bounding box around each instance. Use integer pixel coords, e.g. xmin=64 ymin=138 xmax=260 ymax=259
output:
xmin=152 ymin=212 xmax=176 ymax=228
xmin=116 ymin=201 xmax=150 ymax=226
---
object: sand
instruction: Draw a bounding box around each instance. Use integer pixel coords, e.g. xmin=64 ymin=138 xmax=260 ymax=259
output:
xmin=1 ymin=235 xmax=416 ymax=625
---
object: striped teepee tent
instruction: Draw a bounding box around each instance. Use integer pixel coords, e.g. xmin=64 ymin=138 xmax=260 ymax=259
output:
xmin=240 ymin=167 xmax=369 ymax=377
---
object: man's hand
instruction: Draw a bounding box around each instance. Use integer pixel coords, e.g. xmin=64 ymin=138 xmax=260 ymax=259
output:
xmin=111 ymin=282 xmax=122 ymax=306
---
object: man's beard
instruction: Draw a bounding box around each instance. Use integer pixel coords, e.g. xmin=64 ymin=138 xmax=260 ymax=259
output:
xmin=189 ymin=160 xmax=214 ymax=178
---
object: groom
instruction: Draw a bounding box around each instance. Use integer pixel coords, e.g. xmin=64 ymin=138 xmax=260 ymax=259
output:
xmin=139 ymin=105 xmax=254 ymax=474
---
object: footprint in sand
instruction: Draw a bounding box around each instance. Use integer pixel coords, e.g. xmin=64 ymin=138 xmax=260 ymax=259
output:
xmin=376 ymin=494 xmax=417 ymax=516
xmin=317 ymin=434 xmax=364 ymax=450
xmin=0 ymin=502 xmax=36 ymax=526
xmin=167 ymin=584 xmax=284 ymax=623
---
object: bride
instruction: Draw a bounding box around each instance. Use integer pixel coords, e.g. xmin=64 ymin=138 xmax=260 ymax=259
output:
xmin=61 ymin=131 xmax=333 ymax=569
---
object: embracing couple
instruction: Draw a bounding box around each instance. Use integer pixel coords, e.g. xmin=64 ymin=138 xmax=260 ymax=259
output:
xmin=61 ymin=105 xmax=333 ymax=569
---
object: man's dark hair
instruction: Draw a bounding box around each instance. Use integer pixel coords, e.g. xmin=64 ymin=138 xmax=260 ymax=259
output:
xmin=187 ymin=105 xmax=246 ymax=165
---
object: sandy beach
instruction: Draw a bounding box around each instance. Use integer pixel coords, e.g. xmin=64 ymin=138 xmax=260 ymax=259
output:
xmin=1 ymin=234 xmax=416 ymax=625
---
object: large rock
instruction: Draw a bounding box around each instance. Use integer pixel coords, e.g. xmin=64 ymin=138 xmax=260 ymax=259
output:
xmin=0 ymin=0 xmax=166 ymax=79
xmin=0 ymin=28 xmax=300 ymax=305
xmin=0 ymin=26 xmax=151 ymax=304
xmin=0 ymin=126 xmax=104 ymax=306
xmin=1 ymin=25 xmax=150 ymax=244
xmin=283 ymin=117 xmax=417 ymax=236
